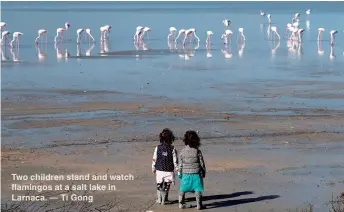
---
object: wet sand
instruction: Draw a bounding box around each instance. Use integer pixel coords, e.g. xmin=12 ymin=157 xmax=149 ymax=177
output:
xmin=1 ymin=87 xmax=344 ymax=211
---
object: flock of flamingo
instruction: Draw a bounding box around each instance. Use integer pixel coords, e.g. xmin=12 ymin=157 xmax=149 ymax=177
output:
xmin=0 ymin=8 xmax=342 ymax=62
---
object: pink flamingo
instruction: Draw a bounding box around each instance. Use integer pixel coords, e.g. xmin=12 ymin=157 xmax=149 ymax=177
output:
xmin=65 ymin=22 xmax=71 ymax=41
xmin=205 ymin=31 xmax=214 ymax=45
xmin=1 ymin=31 xmax=11 ymax=46
xmin=317 ymin=28 xmax=325 ymax=41
xmin=140 ymin=27 xmax=152 ymax=41
xmin=54 ymin=28 xmax=65 ymax=43
xmin=35 ymin=29 xmax=48 ymax=44
xmin=10 ymin=32 xmax=24 ymax=48
xmin=330 ymin=30 xmax=338 ymax=46
xmin=175 ymin=29 xmax=186 ymax=43
xmin=168 ymin=27 xmax=177 ymax=42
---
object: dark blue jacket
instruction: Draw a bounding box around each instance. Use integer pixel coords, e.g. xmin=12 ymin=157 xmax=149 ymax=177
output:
xmin=155 ymin=143 xmax=175 ymax=172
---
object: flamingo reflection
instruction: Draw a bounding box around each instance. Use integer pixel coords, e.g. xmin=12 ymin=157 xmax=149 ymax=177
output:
xmin=317 ymin=40 xmax=324 ymax=56
xmin=36 ymin=45 xmax=47 ymax=62
xmin=238 ymin=41 xmax=245 ymax=58
xmin=1 ymin=45 xmax=9 ymax=61
xmin=9 ymin=46 xmax=21 ymax=62
xmin=86 ymin=43 xmax=95 ymax=56
xmin=329 ymin=45 xmax=335 ymax=60
xmin=221 ymin=44 xmax=232 ymax=59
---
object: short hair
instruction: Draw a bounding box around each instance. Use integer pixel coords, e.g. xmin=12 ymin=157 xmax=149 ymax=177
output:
xmin=159 ymin=128 xmax=175 ymax=144
xmin=183 ymin=130 xmax=200 ymax=148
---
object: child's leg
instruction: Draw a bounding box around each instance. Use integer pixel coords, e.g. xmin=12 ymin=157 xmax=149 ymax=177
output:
xmin=195 ymin=191 xmax=205 ymax=210
xmin=178 ymin=191 xmax=186 ymax=208
xmin=156 ymin=183 xmax=163 ymax=203
xmin=161 ymin=181 xmax=171 ymax=205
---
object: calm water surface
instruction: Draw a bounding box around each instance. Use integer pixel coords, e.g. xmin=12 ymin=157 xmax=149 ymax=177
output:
xmin=1 ymin=2 xmax=344 ymax=110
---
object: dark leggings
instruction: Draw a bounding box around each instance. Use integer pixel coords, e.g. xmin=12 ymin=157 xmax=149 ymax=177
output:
xmin=157 ymin=182 xmax=171 ymax=192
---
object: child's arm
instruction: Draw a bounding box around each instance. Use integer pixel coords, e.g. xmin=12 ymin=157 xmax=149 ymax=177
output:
xmin=178 ymin=151 xmax=183 ymax=178
xmin=198 ymin=149 xmax=206 ymax=178
xmin=172 ymin=147 xmax=178 ymax=172
xmin=152 ymin=147 xmax=157 ymax=174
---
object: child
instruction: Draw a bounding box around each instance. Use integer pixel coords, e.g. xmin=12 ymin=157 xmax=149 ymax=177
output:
xmin=152 ymin=128 xmax=178 ymax=205
xmin=178 ymin=130 xmax=206 ymax=210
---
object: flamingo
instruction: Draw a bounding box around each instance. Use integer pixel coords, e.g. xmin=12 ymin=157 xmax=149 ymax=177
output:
xmin=167 ymin=27 xmax=177 ymax=41
xmin=292 ymin=20 xmax=300 ymax=29
xmin=285 ymin=23 xmax=292 ymax=37
xmin=298 ymin=28 xmax=305 ymax=43
xmin=76 ymin=28 xmax=84 ymax=44
xmin=133 ymin=26 xmax=144 ymax=43
xmin=175 ymin=29 xmax=186 ymax=43
xmin=330 ymin=30 xmax=338 ymax=46
xmin=223 ymin=19 xmax=231 ymax=29
xmin=10 ymin=32 xmax=24 ymax=48
xmin=290 ymin=27 xmax=298 ymax=41
xmin=103 ymin=25 xmax=112 ymax=39
xmin=267 ymin=14 xmax=272 ymax=24
xmin=237 ymin=28 xmax=245 ymax=43
xmin=317 ymin=28 xmax=325 ymax=41
xmin=85 ymin=28 xmax=95 ymax=43
xmin=183 ymin=28 xmax=200 ymax=45
xmin=189 ymin=28 xmax=200 ymax=42
xmin=65 ymin=22 xmax=71 ymax=41
xmin=205 ymin=31 xmax=214 ymax=45
xmin=100 ymin=25 xmax=112 ymax=41
xmin=306 ymin=9 xmax=310 ymax=18
xmin=260 ymin=10 xmax=266 ymax=16
xmin=54 ymin=28 xmax=65 ymax=43
xmin=35 ymin=29 xmax=48 ymax=44
xmin=271 ymin=26 xmax=281 ymax=40
xmin=141 ymin=27 xmax=152 ymax=41
xmin=100 ymin=26 xmax=108 ymax=41
xmin=294 ymin=13 xmax=301 ymax=20
xmin=1 ymin=31 xmax=11 ymax=46
xmin=0 ymin=22 xmax=7 ymax=34
xmin=221 ymin=29 xmax=233 ymax=44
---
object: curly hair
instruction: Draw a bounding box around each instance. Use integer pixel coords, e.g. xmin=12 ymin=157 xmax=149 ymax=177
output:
xmin=159 ymin=128 xmax=175 ymax=145
xmin=183 ymin=130 xmax=200 ymax=148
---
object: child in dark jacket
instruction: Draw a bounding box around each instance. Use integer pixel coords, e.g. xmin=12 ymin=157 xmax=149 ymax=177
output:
xmin=178 ymin=130 xmax=206 ymax=210
xmin=152 ymin=128 xmax=178 ymax=205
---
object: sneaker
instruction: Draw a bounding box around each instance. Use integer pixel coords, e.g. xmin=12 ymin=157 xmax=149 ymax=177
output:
xmin=179 ymin=203 xmax=192 ymax=209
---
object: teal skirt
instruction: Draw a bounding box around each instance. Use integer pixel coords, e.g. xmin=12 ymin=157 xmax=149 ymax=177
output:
xmin=180 ymin=173 xmax=204 ymax=193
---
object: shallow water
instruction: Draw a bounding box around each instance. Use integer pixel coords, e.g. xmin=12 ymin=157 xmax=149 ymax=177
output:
xmin=1 ymin=2 xmax=344 ymax=110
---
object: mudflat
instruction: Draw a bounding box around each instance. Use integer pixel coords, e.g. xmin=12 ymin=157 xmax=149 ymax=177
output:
xmin=1 ymin=88 xmax=344 ymax=212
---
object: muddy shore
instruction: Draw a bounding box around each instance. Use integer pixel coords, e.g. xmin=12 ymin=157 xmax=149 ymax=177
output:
xmin=1 ymin=88 xmax=344 ymax=212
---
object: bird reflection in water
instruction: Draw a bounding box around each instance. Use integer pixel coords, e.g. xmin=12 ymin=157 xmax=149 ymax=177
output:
xmin=54 ymin=43 xmax=69 ymax=62
xmin=9 ymin=46 xmax=21 ymax=62
xmin=206 ymin=42 xmax=212 ymax=59
xmin=221 ymin=43 xmax=232 ymax=59
xmin=1 ymin=45 xmax=9 ymax=61
xmin=100 ymin=40 xmax=110 ymax=56
xmin=238 ymin=41 xmax=245 ymax=58
xmin=86 ymin=43 xmax=95 ymax=56
xmin=36 ymin=44 xmax=47 ymax=62
xmin=317 ymin=40 xmax=324 ymax=56
xmin=329 ymin=45 xmax=336 ymax=61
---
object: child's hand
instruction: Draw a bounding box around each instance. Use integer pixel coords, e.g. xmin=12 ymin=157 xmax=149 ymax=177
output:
xmin=152 ymin=169 xmax=156 ymax=174
xmin=178 ymin=172 xmax=182 ymax=179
